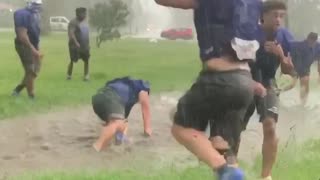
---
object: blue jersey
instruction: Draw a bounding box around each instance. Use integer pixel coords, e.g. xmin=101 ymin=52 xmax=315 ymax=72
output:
xmin=251 ymin=27 xmax=294 ymax=86
xmin=14 ymin=8 xmax=40 ymax=49
xmin=291 ymin=41 xmax=320 ymax=74
xmin=194 ymin=0 xmax=262 ymax=62
xmin=107 ymin=77 xmax=150 ymax=117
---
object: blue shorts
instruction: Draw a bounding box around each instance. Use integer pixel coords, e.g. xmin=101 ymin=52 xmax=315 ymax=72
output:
xmin=293 ymin=66 xmax=310 ymax=78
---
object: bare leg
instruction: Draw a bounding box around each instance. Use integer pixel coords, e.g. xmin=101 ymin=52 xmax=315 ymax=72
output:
xmin=261 ymin=117 xmax=278 ymax=178
xmin=84 ymin=60 xmax=89 ymax=81
xmin=25 ymin=72 xmax=35 ymax=98
xmin=210 ymin=136 xmax=238 ymax=167
xmin=171 ymin=124 xmax=226 ymax=170
xmin=93 ymin=120 xmax=126 ymax=152
xmin=13 ymin=72 xmax=27 ymax=95
xmin=210 ymin=136 xmax=230 ymax=151
xmin=300 ymin=76 xmax=310 ymax=106
xmin=67 ymin=62 xmax=73 ymax=79
xmin=13 ymin=70 xmax=29 ymax=95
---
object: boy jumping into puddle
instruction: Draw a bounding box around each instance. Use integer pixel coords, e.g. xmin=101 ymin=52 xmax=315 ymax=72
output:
xmin=92 ymin=77 xmax=152 ymax=152
xmin=156 ymin=0 xmax=263 ymax=179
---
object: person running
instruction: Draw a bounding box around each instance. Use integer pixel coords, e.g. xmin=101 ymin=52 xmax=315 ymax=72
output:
xmin=67 ymin=7 xmax=91 ymax=81
xmin=12 ymin=0 xmax=43 ymax=99
xmin=156 ymin=0 xmax=263 ymax=179
xmin=282 ymin=32 xmax=319 ymax=106
xmin=243 ymin=1 xmax=294 ymax=180
xmin=92 ymin=77 xmax=152 ymax=152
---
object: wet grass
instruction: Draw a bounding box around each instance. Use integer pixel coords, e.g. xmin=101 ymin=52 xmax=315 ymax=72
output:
xmin=0 ymin=32 xmax=199 ymax=119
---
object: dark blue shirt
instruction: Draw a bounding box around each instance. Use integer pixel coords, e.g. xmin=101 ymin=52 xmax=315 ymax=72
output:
xmin=251 ymin=27 xmax=294 ymax=87
xmin=194 ymin=0 xmax=262 ymax=62
xmin=291 ymin=41 xmax=314 ymax=71
xmin=107 ymin=77 xmax=150 ymax=118
xmin=290 ymin=41 xmax=320 ymax=74
xmin=14 ymin=8 xmax=41 ymax=49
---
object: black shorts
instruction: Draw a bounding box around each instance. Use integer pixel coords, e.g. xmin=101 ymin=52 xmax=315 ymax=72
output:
xmin=92 ymin=88 xmax=125 ymax=122
xmin=292 ymin=69 xmax=310 ymax=78
xmin=243 ymin=86 xmax=280 ymax=130
xmin=257 ymin=88 xmax=279 ymax=121
xmin=174 ymin=69 xmax=254 ymax=153
xmin=292 ymin=54 xmax=312 ymax=78
xmin=15 ymin=39 xmax=41 ymax=77
xmin=69 ymin=43 xmax=90 ymax=63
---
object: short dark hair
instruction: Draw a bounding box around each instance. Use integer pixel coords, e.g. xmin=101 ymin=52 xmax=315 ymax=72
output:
xmin=76 ymin=7 xmax=86 ymax=15
xmin=262 ymin=0 xmax=287 ymax=14
xmin=307 ymin=32 xmax=318 ymax=41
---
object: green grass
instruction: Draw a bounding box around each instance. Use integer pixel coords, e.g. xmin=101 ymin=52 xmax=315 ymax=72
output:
xmin=9 ymin=141 xmax=320 ymax=180
xmin=1 ymin=31 xmax=319 ymax=119
xmin=9 ymin=167 xmax=214 ymax=180
xmin=2 ymin=32 xmax=320 ymax=180
xmin=0 ymin=32 xmax=200 ymax=119
xmin=251 ymin=140 xmax=320 ymax=180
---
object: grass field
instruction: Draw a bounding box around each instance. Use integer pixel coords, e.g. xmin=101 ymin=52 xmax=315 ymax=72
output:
xmin=0 ymin=32 xmax=199 ymax=119
xmin=8 ymin=140 xmax=320 ymax=180
xmin=1 ymin=32 xmax=320 ymax=180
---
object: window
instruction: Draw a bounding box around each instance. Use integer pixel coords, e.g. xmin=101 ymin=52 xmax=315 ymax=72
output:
xmin=61 ymin=18 xmax=68 ymax=23
xmin=51 ymin=18 xmax=59 ymax=23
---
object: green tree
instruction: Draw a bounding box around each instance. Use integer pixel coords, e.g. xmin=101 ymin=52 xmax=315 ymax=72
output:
xmin=89 ymin=0 xmax=129 ymax=47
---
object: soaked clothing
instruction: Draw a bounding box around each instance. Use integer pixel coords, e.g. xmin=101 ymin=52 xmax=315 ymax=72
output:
xmin=92 ymin=87 xmax=125 ymax=121
xmin=68 ymin=18 xmax=90 ymax=62
xmin=254 ymin=27 xmax=293 ymax=87
xmin=92 ymin=77 xmax=150 ymax=122
xmin=14 ymin=8 xmax=41 ymax=49
xmin=174 ymin=70 xmax=254 ymax=154
xmin=175 ymin=0 xmax=261 ymax=155
xmin=14 ymin=8 xmax=41 ymax=76
xmin=194 ymin=0 xmax=262 ymax=62
xmin=243 ymin=28 xmax=294 ymax=128
xmin=290 ymin=41 xmax=320 ymax=77
xmin=15 ymin=39 xmax=41 ymax=76
xmin=68 ymin=45 xmax=90 ymax=62
xmin=243 ymin=81 xmax=280 ymax=130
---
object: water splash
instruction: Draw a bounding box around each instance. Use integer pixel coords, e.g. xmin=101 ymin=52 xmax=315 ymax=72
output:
xmin=131 ymin=0 xmax=173 ymax=38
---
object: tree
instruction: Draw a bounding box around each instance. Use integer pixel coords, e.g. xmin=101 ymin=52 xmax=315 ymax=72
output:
xmin=89 ymin=0 xmax=129 ymax=47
